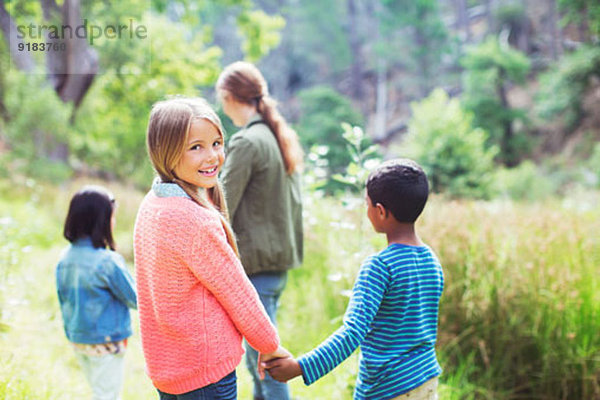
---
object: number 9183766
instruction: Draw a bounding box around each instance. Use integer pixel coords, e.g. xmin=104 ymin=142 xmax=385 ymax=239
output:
xmin=18 ymin=42 xmax=66 ymax=52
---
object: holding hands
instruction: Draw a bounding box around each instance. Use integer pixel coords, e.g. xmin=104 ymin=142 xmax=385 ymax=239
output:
xmin=257 ymin=346 xmax=302 ymax=382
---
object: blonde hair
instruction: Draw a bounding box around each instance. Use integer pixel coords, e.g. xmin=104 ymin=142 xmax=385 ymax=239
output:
xmin=146 ymin=97 xmax=239 ymax=257
xmin=216 ymin=61 xmax=303 ymax=175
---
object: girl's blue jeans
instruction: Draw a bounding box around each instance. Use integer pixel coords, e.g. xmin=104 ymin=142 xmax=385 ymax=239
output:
xmin=245 ymin=271 xmax=290 ymax=400
xmin=157 ymin=371 xmax=237 ymax=400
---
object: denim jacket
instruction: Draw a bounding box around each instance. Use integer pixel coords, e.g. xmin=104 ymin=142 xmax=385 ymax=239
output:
xmin=56 ymin=237 xmax=137 ymax=344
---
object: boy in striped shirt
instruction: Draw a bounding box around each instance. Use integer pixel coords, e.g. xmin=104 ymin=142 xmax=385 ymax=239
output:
xmin=262 ymin=159 xmax=444 ymax=400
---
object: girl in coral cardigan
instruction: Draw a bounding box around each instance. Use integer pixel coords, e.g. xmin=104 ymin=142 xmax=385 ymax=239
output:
xmin=134 ymin=97 xmax=289 ymax=399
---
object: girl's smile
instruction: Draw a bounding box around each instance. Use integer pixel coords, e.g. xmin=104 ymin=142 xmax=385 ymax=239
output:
xmin=199 ymin=165 xmax=218 ymax=176
xmin=174 ymin=119 xmax=225 ymax=188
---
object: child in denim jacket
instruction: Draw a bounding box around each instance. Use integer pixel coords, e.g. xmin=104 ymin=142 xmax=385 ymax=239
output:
xmin=56 ymin=185 xmax=137 ymax=400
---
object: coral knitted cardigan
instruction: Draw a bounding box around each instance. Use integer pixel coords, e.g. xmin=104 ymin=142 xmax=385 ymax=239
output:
xmin=134 ymin=188 xmax=279 ymax=394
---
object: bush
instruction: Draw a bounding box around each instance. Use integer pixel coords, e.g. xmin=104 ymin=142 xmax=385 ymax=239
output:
xmin=586 ymin=142 xmax=600 ymax=188
xmin=535 ymin=45 xmax=600 ymax=129
xmin=401 ymin=89 xmax=498 ymax=199
xmin=495 ymin=161 xmax=556 ymax=201
xmin=495 ymin=153 xmax=600 ymax=201
xmin=461 ymin=36 xmax=532 ymax=166
xmin=296 ymin=86 xmax=365 ymax=192
xmin=3 ymin=71 xmax=74 ymax=182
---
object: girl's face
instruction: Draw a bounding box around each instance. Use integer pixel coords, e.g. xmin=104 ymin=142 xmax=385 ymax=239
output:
xmin=174 ymin=118 xmax=225 ymax=188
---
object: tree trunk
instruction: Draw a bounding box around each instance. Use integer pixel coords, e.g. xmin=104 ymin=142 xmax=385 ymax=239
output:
xmin=0 ymin=0 xmax=35 ymax=72
xmin=3 ymin=0 xmax=98 ymax=162
xmin=578 ymin=5 xmax=589 ymax=42
xmin=0 ymin=59 xmax=8 ymax=122
xmin=455 ymin=0 xmax=471 ymax=42
xmin=43 ymin=0 xmax=98 ymax=109
xmin=548 ymin=0 xmax=562 ymax=60
xmin=485 ymin=0 xmax=494 ymax=33
xmin=370 ymin=0 xmax=387 ymax=141
xmin=374 ymin=58 xmax=387 ymax=142
xmin=346 ymin=0 xmax=364 ymax=100
xmin=414 ymin=28 xmax=430 ymax=97
xmin=2 ymin=0 xmax=98 ymax=110
xmin=497 ymin=69 xmax=515 ymax=166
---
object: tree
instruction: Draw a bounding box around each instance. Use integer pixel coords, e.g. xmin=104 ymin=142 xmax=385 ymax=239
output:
xmin=0 ymin=0 xmax=98 ymax=162
xmin=401 ymin=89 xmax=498 ymax=199
xmin=454 ymin=0 xmax=472 ymax=42
xmin=70 ymin=13 xmax=223 ymax=184
xmin=558 ymin=0 xmax=600 ymax=42
xmin=535 ymin=45 xmax=600 ymax=131
xmin=346 ymin=0 xmax=365 ymax=100
xmin=494 ymin=4 xmax=532 ymax=54
xmin=379 ymin=0 xmax=449 ymax=97
xmin=461 ymin=36 xmax=531 ymax=166
xmin=1 ymin=0 xmax=98 ymax=110
xmin=0 ymin=0 xmax=286 ymax=184
xmin=296 ymin=85 xmax=364 ymax=192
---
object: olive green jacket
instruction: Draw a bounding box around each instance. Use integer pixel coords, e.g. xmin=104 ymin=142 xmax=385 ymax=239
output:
xmin=220 ymin=116 xmax=303 ymax=275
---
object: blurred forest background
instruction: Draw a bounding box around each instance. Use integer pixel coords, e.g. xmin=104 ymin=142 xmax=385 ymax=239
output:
xmin=0 ymin=0 xmax=599 ymax=399
xmin=1 ymin=0 xmax=599 ymax=194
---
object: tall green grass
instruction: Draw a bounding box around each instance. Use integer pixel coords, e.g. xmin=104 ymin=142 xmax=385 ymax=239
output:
xmin=281 ymin=192 xmax=600 ymax=399
xmin=1 ymin=178 xmax=598 ymax=399
xmin=425 ymin=196 xmax=600 ymax=399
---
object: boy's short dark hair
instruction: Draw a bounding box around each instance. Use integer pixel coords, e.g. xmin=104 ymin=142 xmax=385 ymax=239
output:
xmin=64 ymin=186 xmax=116 ymax=250
xmin=366 ymin=159 xmax=429 ymax=223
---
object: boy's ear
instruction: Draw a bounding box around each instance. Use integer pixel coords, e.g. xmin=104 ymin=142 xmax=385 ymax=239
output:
xmin=375 ymin=203 xmax=388 ymax=219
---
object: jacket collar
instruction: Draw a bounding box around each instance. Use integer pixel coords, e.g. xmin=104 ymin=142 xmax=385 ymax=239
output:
xmin=73 ymin=237 xmax=94 ymax=247
xmin=152 ymin=178 xmax=191 ymax=199
xmin=244 ymin=114 xmax=264 ymax=129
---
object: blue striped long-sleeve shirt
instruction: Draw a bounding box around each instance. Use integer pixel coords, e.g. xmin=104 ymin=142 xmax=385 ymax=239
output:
xmin=297 ymin=243 xmax=444 ymax=400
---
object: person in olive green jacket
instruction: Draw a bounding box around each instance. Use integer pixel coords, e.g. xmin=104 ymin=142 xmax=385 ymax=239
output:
xmin=217 ymin=61 xmax=303 ymax=400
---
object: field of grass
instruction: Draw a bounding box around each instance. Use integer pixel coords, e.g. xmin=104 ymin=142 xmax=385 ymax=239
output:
xmin=1 ymin=176 xmax=599 ymax=399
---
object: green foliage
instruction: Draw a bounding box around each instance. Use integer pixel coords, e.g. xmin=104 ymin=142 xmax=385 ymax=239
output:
xmin=196 ymin=1 xmax=285 ymax=64
xmin=2 ymin=72 xmax=74 ymax=182
xmin=535 ymin=45 xmax=600 ymax=129
xmin=0 ymin=178 xmax=61 ymax=331
xmin=77 ymin=0 xmax=150 ymax=74
xmin=461 ymin=36 xmax=531 ymax=166
xmin=237 ymin=10 xmax=285 ymax=62
xmin=284 ymin=0 xmax=352 ymax=75
xmin=380 ymin=0 xmax=449 ymax=94
xmin=586 ymin=143 xmax=600 ymax=188
xmin=296 ymin=86 xmax=365 ymax=192
xmin=402 ymin=89 xmax=498 ymax=199
xmin=1 ymin=177 xmax=599 ymax=399
xmin=331 ymin=123 xmax=382 ymax=193
xmin=461 ymin=37 xmax=530 ymax=79
xmin=71 ymin=13 xmax=223 ymax=186
xmin=495 ymin=151 xmax=600 ymax=201
xmin=434 ymin=194 xmax=600 ymax=399
xmin=558 ymin=0 xmax=600 ymax=38
xmin=2 ymin=1 xmax=285 ymax=187
xmin=494 ymin=4 xmax=528 ymax=32
xmin=495 ymin=161 xmax=556 ymax=201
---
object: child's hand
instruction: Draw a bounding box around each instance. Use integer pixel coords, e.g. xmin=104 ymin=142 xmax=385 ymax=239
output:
xmin=261 ymin=357 xmax=302 ymax=382
xmin=257 ymin=345 xmax=292 ymax=380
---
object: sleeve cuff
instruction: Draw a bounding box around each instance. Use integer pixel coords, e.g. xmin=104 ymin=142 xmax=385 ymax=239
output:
xmin=297 ymin=355 xmax=317 ymax=386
